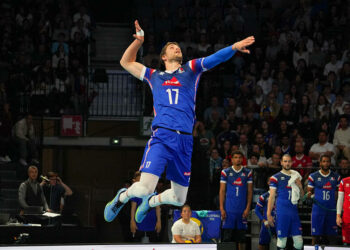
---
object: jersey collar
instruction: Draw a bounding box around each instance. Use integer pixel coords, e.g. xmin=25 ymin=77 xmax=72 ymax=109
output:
xmin=231 ymin=165 xmax=243 ymax=173
xmin=319 ymin=170 xmax=331 ymax=177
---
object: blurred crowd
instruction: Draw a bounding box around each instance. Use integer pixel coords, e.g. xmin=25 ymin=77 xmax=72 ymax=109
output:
xmin=0 ymin=0 xmax=92 ymax=118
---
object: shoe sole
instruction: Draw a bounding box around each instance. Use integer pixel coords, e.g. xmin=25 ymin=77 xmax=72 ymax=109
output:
xmin=104 ymin=188 xmax=127 ymax=222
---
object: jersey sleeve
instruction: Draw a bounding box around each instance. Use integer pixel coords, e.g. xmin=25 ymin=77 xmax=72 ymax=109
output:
xmin=254 ymin=196 xmax=265 ymax=221
xmin=187 ymin=46 xmax=236 ymax=75
xmin=220 ymin=170 xmax=227 ymax=183
xmin=247 ymin=169 xmax=253 ymax=183
xmin=269 ymin=175 xmax=278 ymax=189
xmin=337 ymin=174 xmax=341 ymax=187
xmin=308 ymin=174 xmax=315 ymax=188
xmin=339 ymin=180 xmax=344 ymax=193
xmin=140 ymin=67 xmax=156 ymax=90
xmin=187 ymin=58 xmax=206 ymax=75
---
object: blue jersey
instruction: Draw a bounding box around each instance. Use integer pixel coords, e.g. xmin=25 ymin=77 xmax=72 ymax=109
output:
xmin=269 ymin=172 xmax=298 ymax=213
xmin=131 ymin=197 xmax=157 ymax=232
xmin=308 ymin=170 xmax=340 ymax=212
xmin=141 ymin=46 xmax=236 ymax=134
xmin=141 ymin=59 xmax=206 ymax=133
xmin=220 ymin=166 xmax=252 ymax=213
xmin=255 ymin=191 xmax=275 ymax=221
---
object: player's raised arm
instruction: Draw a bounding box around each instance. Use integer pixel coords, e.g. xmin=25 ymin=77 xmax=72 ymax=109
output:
xmin=120 ymin=20 xmax=146 ymax=80
xmin=200 ymin=36 xmax=255 ymax=71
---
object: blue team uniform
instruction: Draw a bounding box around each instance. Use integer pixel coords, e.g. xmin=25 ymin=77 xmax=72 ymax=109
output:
xmin=131 ymin=197 xmax=157 ymax=231
xmin=308 ymin=170 xmax=340 ymax=236
xmin=270 ymin=172 xmax=302 ymax=237
xmin=220 ymin=166 xmax=252 ymax=230
xmin=139 ymin=46 xmax=236 ymax=187
xmin=255 ymin=192 xmax=276 ymax=245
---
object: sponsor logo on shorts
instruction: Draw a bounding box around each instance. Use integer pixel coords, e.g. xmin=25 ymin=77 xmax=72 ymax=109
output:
xmin=184 ymin=172 xmax=191 ymax=176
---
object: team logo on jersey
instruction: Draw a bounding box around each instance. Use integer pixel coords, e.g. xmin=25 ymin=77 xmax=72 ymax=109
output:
xmin=330 ymin=177 xmax=335 ymax=181
xmin=281 ymin=177 xmax=285 ymax=180
xmin=242 ymin=173 xmax=246 ymax=177
xmin=159 ymin=72 xmax=165 ymax=75
xmin=233 ymin=177 xmax=243 ymax=186
xmin=318 ymin=178 xmax=321 ymax=181
xmin=346 ymin=183 xmax=349 ymax=187
xmin=323 ymin=181 xmax=332 ymax=190
xmin=162 ymin=76 xmax=182 ymax=86
xmin=229 ymin=173 xmax=233 ymax=176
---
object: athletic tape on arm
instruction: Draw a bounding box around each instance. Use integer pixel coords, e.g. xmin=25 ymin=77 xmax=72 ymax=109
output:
xmin=136 ymin=29 xmax=144 ymax=36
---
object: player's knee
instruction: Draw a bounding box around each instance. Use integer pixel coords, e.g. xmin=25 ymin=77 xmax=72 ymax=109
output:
xmin=132 ymin=183 xmax=153 ymax=197
xmin=292 ymin=235 xmax=303 ymax=249
xmin=277 ymin=237 xmax=287 ymax=248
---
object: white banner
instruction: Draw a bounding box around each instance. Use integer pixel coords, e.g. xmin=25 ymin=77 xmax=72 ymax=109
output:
xmin=0 ymin=244 xmax=216 ymax=250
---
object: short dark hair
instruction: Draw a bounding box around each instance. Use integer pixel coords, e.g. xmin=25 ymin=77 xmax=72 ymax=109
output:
xmin=181 ymin=204 xmax=191 ymax=212
xmin=159 ymin=42 xmax=181 ymax=66
xmin=319 ymin=154 xmax=331 ymax=162
xmin=232 ymin=150 xmax=244 ymax=157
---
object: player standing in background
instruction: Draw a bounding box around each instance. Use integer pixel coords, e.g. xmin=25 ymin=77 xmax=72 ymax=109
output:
xmin=337 ymin=175 xmax=350 ymax=245
xmin=219 ymin=151 xmax=253 ymax=250
xmin=307 ymin=155 xmax=340 ymax=246
xmin=104 ymin=20 xmax=255 ymax=223
xmin=255 ymin=178 xmax=276 ymax=250
xmin=267 ymin=154 xmax=304 ymax=250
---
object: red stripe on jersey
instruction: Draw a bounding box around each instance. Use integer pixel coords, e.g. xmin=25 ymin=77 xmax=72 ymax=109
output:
xmin=259 ymin=196 xmax=264 ymax=201
xmin=308 ymin=176 xmax=314 ymax=182
xmin=270 ymin=176 xmax=278 ymax=183
xmin=221 ymin=171 xmax=227 ymax=177
xmin=150 ymin=69 xmax=156 ymax=78
xmin=248 ymin=171 xmax=252 ymax=178
xmin=191 ymin=60 xmax=195 ymax=73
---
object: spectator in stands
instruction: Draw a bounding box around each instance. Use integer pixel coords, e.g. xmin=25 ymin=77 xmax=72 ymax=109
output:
xmin=204 ymin=96 xmax=225 ymax=123
xmin=12 ymin=114 xmax=38 ymax=166
xmin=333 ymin=115 xmax=350 ymax=161
xmin=280 ymin=134 xmax=291 ymax=155
xmin=70 ymin=18 xmax=90 ymax=41
xmin=315 ymin=94 xmax=331 ymax=121
xmin=216 ymin=120 xmax=238 ymax=149
xmin=40 ymin=171 xmax=73 ymax=213
xmin=266 ymin=153 xmax=281 ymax=176
xmin=143 ymin=45 xmax=158 ymax=67
xmin=332 ymin=94 xmax=348 ymax=117
xmin=337 ymin=158 xmax=350 ymax=179
xmin=292 ymin=142 xmax=312 ymax=180
xmin=52 ymin=32 xmax=69 ymax=55
xmin=18 ymin=165 xmax=49 ymax=213
xmin=255 ymin=132 xmax=272 ymax=159
xmin=172 ymin=204 xmax=201 ymax=243
xmin=309 ymin=43 xmax=326 ymax=69
xmin=0 ymin=103 xmax=12 ymax=163
xmin=52 ymin=20 xmax=69 ymax=42
xmin=52 ymin=44 xmax=69 ymax=69
xmin=309 ymin=130 xmax=337 ymax=166
xmin=220 ymin=151 xmax=252 ymax=249
xmin=275 ymin=103 xmax=297 ymax=129
xmin=257 ymin=69 xmax=273 ymax=96
xmin=238 ymin=134 xmax=249 ymax=158
xmin=193 ymin=121 xmax=215 ymax=155
xmin=73 ymin=6 xmax=91 ymax=28
xmin=324 ymin=54 xmax=342 ymax=76
xmin=297 ymin=95 xmax=314 ymax=121
xmin=130 ymin=171 xmax=161 ymax=242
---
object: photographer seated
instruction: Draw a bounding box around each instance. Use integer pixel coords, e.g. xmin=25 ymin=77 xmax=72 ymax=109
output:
xmin=18 ymin=165 xmax=50 ymax=215
xmin=40 ymin=172 xmax=73 ymax=213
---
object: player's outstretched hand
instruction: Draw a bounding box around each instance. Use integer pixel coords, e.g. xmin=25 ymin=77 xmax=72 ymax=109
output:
xmin=232 ymin=36 xmax=255 ymax=54
xmin=133 ymin=20 xmax=144 ymax=43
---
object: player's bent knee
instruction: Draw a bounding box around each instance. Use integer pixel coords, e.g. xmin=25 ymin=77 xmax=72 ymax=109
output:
xmin=132 ymin=183 xmax=153 ymax=197
xmin=277 ymin=237 xmax=287 ymax=248
xmin=292 ymin=235 xmax=303 ymax=249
